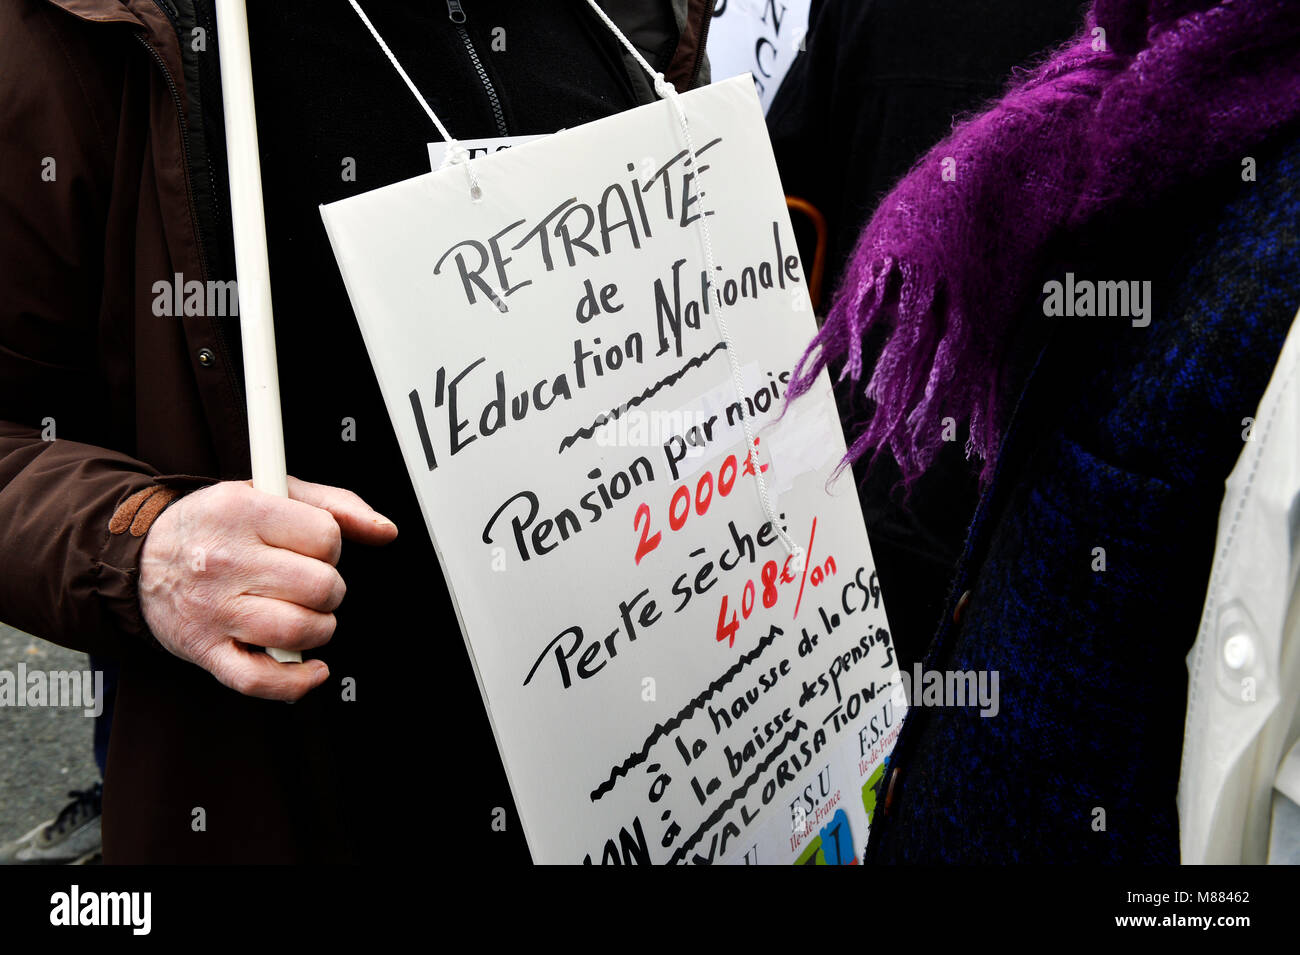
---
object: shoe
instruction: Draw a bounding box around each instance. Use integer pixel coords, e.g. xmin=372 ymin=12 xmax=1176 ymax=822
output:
xmin=0 ymin=783 xmax=102 ymax=865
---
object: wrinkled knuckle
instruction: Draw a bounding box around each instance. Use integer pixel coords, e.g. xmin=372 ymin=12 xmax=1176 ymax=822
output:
xmin=318 ymin=517 xmax=343 ymax=562
xmin=318 ymin=571 xmax=348 ymax=608
xmin=205 ymin=481 xmax=242 ymax=512
xmin=303 ymin=569 xmax=344 ymax=611
xmin=242 ymin=605 xmax=284 ymax=650
xmin=197 ymin=483 xmax=226 ymax=509
xmin=284 ymin=611 xmax=331 ymax=651
xmin=277 ymin=611 xmax=317 ymax=651
xmin=235 ymin=671 xmax=268 ymax=698
xmin=300 ymin=575 xmax=328 ymax=611
xmin=303 ymin=613 xmax=337 ymax=649
xmin=227 ymin=670 xmax=252 ymax=695
xmin=210 ymin=653 xmax=246 ymax=693
xmin=248 ymin=491 xmax=282 ymax=527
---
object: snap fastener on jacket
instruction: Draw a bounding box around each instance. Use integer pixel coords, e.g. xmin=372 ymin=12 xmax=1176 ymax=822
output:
xmin=1213 ymin=603 xmax=1266 ymax=704
xmin=197 ymin=347 xmax=216 ymax=367
xmin=953 ymin=589 xmax=971 ymax=626
xmin=1222 ymin=633 xmax=1256 ymax=671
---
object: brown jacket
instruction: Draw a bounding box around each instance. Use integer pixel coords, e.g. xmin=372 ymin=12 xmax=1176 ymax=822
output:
xmin=0 ymin=0 xmax=711 ymax=862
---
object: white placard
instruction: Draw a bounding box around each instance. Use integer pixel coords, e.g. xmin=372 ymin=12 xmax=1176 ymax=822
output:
xmin=706 ymin=0 xmax=812 ymax=112
xmin=322 ymin=77 xmax=901 ymax=864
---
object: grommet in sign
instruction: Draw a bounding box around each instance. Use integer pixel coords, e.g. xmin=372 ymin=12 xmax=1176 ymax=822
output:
xmin=197 ymin=347 xmax=216 ymax=367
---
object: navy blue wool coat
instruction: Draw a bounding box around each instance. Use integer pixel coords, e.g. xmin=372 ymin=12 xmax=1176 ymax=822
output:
xmin=865 ymin=126 xmax=1300 ymax=863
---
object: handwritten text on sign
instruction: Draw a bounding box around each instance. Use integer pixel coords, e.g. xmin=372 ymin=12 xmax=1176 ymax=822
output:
xmin=707 ymin=0 xmax=813 ymax=113
xmin=321 ymin=77 xmax=901 ymax=864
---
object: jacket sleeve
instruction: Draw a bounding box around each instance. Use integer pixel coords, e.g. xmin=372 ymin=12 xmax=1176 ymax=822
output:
xmin=0 ymin=2 xmax=196 ymax=656
xmin=0 ymin=427 xmax=192 ymax=656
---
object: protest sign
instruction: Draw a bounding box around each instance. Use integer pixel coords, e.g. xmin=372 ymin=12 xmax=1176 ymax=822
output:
xmin=321 ymin=76 xmax=902 ymax=864
xmin=707 ymin=0 xmax=812 ymax=112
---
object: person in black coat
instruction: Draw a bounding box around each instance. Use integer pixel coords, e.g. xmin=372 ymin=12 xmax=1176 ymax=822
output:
xmin=768 ymin=0 xmax=1089 ymax=672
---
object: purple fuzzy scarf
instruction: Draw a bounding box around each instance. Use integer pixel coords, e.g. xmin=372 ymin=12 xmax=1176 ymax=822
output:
xmin=786 ymin=0 xmax=1300 ymax=486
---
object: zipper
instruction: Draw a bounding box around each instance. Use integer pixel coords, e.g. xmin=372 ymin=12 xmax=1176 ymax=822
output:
xmin=446 ymin=0 xmax=509 ymax=137
xmin=133 ymin=34 xmax=210 ymax=285
xmin=690 ymin=3 xmax=713 ymax=88
xmin=192 ymin=1 xmax=225 ymax=275
xmin=134 ymin=8 xmax=243 ymax=409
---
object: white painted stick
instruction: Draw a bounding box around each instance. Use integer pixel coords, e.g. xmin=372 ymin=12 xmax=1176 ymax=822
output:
xmin=215 ymin=0 xmax=299 ymax=664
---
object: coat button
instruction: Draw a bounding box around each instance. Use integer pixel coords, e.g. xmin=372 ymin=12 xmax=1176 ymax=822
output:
xmin=953 ymin=589 xmax=972 ymax=626
xmin=197 ymin=347 xmax=216 ymax=367
xmin=883 ymin=766 xmax=902 ymax=816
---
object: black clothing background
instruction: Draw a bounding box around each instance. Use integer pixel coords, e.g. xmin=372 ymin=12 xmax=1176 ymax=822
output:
xmin=770 ymin=0 xmax=1089 ymax=293
xmin=767 ymin=0 xmax=1088 ymax=670
xmin=242 ymin=2 xmax=643 ymax=864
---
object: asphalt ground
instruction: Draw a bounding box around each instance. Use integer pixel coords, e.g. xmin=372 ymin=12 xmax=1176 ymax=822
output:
xmin=0 ymin=623 xmax=101 ymax=847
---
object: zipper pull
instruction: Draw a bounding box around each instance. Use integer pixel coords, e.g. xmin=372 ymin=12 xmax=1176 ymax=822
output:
xmin=446 ymin=1 xmax=466 ymax=24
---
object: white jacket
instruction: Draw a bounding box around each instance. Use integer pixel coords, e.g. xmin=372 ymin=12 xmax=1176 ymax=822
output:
xmin=1179 ymin=306 xmax=1300 ymax=864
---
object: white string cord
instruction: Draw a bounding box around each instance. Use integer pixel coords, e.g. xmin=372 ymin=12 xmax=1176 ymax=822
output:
xmin=581 ymin=0 xmax=803 ymax=564
xmin=346 ymin=0 xmax=482 ymax=200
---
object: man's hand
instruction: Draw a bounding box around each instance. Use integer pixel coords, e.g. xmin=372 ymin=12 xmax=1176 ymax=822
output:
xmin=138 ymin=476 xmax=398 ymax=701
